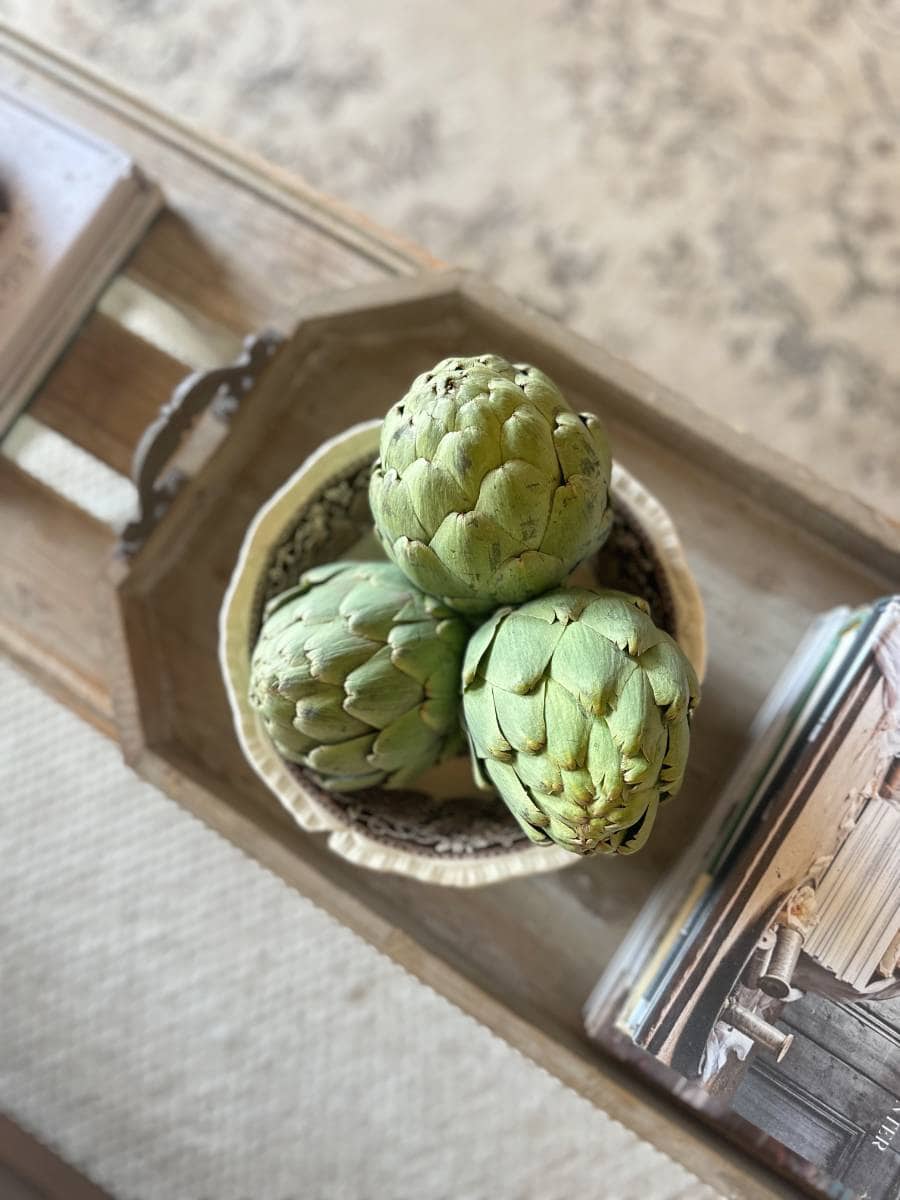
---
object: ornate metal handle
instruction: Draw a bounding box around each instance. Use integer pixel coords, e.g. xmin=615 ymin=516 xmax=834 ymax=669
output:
xmin=118 ymin=331 xmax=283 ymax=557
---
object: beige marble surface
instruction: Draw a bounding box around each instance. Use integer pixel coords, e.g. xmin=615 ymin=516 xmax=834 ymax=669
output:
xmin=3 ymin=0 xmax=899 ymax=518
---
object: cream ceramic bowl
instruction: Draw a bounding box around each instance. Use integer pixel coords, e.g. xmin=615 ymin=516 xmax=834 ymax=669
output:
xmin=220 ymin=420 xmax=705 ymax=887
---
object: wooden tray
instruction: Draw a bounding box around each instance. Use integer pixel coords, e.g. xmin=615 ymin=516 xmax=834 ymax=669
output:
xmin=106 ymin=270 xmax=900 ymax=1200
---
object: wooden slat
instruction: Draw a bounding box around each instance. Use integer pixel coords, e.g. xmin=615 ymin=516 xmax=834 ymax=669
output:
xmin=2 ymin=31 xmax=434 ymax=272
xmin=124 ymin=204 xmax=393 ymax=336
xmin=0 ymin=29 xmax=437 ymax=337
xmin=0 ymin=1115 xmax=114 ymax=1200
xmin=30 ymin=312 xmax=187 ymax=475
xmin=0 ymin=460 xmax=115 ymax=734
xmin=0 ymin=28 xmax=433 ymax=737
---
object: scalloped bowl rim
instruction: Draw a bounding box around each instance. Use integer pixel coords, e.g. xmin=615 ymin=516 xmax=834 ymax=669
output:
xmin=219 ymin=418 xmax=706 ymax=887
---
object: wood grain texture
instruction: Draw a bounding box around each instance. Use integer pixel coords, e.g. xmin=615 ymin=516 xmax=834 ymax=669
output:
xmin=0 ymin=460 xmax=115 ymax=734
xmin=0 ymin=1115 xmax=114 ymax=1200
xmin=30 ymin=312 xmax=188 ymax=475
xmin=0 ymin=26 xmax=423 ymax=724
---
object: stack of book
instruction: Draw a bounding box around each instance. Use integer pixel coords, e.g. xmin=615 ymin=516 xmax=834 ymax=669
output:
xmin=586 ymin=597 xmax=900 ymax=1200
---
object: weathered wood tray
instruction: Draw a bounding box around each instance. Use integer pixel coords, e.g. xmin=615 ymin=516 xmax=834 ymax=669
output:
xmin=106 ymin=270 xmax=900 ymax=1199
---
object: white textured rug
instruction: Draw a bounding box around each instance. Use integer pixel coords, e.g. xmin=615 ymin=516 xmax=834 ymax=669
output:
xmin=0 ymin=660 xmax=714 ymax=1200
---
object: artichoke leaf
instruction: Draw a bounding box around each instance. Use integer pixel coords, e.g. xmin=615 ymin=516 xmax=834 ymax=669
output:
xmin=552 ymin=409 xmax=612 ymax=483
xmin=399 ymin=457 xmax=470 ymax=539
xmin=428 ymin=510 xmax=521 ymax=590
xmin=296 ymin=561 xmax=351 ymax=589
xmin=388 ymin=619 xmax=454 ymax=683
xmin=546 ymin=809 xmax=593 ymax=853
xmin=302 ymin=626 xmax=376 ymax=685
xmin=546 ymin=788 xmax=597 ymax=824
xmin=412 ymin=411 xmax=448 ymax=461
xmin=512 ymin=749 xmax=563 ymax=799
xmin=559 ymin=766 xmax=597 ymax=809
xmin=659 ymin=715 xmax=691 ymax=799
xmin=382 ymin=416 xmax=418 ymax=472
xmin=431 ymin=426 xmax=502 ymax=500
xmin=600 ymin=787 xmax=654 ymax=833
xmin=461 ymin=681 xmax=512 ymax=762
xmin=489 ymin=551 xmax=569 ymax=610
xmin=582 ymin=411 xmax=612 ymax=460
xmin=393 ymin=537 xmax=474 ymax=602
xmin=548 ymin=620 xmax=632 ymax=715
xmin=466 ymin=733 xmax=495 ymax=792
xmin=454 ymin=394 xmax=503 ymax=444
xmin=617 ymin=795 xmax=660 ymax=855
xmin=486 ymin=377 xmax=528 ymax=421
xmin=266 ymin=723 xmax=317 ymax=760
xmin=293 ymin=684 xmax=370 ymax=744
xmin=368 ymin=707 xmax=441 ymax=773
xmin=262 ymin=581 xmax=316 ymax=623
xmin=436 ymin=615 xmax=470 ymax=656
xmin=520 ymin=367 xmax=570 ymax=421
xmin=462 ymin=607 xmax=509 ymax=686
xmin=639 ymin=639 xmax=698 ymax=720
xmin=252 ymin=689 xmax=298 ymax=726
xmin=260 ymin=661 xmax=315 ymax=695
xmin=606 ymin=666 xmax=657 ymax=757
xmin=545 ymin=588 xmax=593 ymax=625
xmin=483 ymin=759 xmax=552 ymax=843
xmin=474 ymin=459 xmax=554 ymax=549
xmin=585 ymin=717 xmax=625 ymax=803
xmin=499 ymin=405 xmax=559 ymax=478
xmin=306 ymin=732 xmax=376 ymax=777
xmin=418 ymin=686 xmax=461 ymax=734
xmin=539 ymin=473 xmax=610 ymax=562
xmin=481 ymin=614 xmax=565 ymax=694
xmin=492 ymin=679 xmax=547 ymax=755
xmin=343 ymin=646 xmax=423 ymax=727
xmin=581 ymin=593 xmax=665 ymax=657
xmin=372 ymin=472 xmax=430 ymax=543
xmin=543 ymin=678 xmax=591 ymax=772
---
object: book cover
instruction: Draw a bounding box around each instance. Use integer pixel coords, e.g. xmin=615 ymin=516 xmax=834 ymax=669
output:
xmin=585 ymin=598 xmax=900 ymax=1200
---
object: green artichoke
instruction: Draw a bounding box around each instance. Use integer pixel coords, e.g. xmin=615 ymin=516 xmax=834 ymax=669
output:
xmin=369 ymin=354 xmax=613 ymax=615
xmin=249 ymin=561 xmax=469 ymax=791
xmin=462 ymin=587 xmax=699 ymax=855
